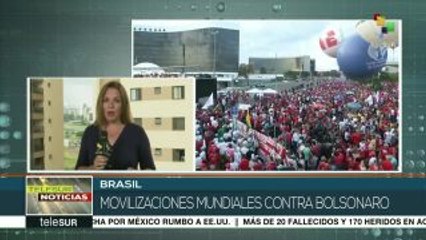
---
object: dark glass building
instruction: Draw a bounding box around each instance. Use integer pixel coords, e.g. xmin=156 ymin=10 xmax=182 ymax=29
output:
xmin=133 ymin=27 xmax=239 ymax=72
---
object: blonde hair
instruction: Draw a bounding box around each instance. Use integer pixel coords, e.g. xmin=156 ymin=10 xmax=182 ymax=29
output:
xmin=94 ymin=81 xmax=132 ymax=127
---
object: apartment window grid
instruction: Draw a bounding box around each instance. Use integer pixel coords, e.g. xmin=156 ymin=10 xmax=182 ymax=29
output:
xmin=130 ymin=88 xmax=142 ymax=101
xmin=172 ymin=86 xmax=185 ymax=100
xmin=172 ymin=117 xmax=185 ymax=130
xmin=172 ymin=149 xmax=185 ymax=162
xmin=133 ymin=118 xmax=142 ymax=127
xmin=154 ymin=148 xmax=162 ymax=156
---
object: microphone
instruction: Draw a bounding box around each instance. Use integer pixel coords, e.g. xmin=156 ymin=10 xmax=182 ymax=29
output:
xmin=95 ymin=130 xmax=113 ymax=169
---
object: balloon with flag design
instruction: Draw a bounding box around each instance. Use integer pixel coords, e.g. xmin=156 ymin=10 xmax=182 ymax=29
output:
xmin=337 ymin=33 xmax=388 ymax=79
xmin=319 ymin=27 xmax=343 ymax=58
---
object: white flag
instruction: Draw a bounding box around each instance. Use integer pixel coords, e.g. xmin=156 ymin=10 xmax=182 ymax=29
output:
xmin=365 ymin=95 xmax=374 ymax=106
xmin=202 ymin=93 xmax=214 ymax=109
xmin=374 ymin=91 xmax=380 ymax=103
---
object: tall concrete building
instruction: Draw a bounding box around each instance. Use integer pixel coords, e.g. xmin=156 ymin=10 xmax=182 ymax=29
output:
xmin=249 ymin=56 xmax=313 ymax=74
xmin=133 ymin=27 xmax=239 ymax=73
xmin=97 ymin=78 xmax=195 ymax=171
xmin=30 ymin=78 xmax=64 ymax=170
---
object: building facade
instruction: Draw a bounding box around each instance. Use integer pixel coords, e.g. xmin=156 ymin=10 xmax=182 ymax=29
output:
xmin=133 ymin=27 xmax=239 ymax=73
xmin=30 ymin=78 xmax=64 ymax=170
xmin=249 ymin=56 xmax=313 ymax=74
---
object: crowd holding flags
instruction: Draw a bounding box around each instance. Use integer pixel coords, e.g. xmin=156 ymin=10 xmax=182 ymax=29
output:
xmin=195 ymin=79 xmax=399 ymax=171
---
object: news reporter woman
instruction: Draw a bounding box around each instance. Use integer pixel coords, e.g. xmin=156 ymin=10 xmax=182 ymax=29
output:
xmin=75 ymin=81 xmax=155 ymax=170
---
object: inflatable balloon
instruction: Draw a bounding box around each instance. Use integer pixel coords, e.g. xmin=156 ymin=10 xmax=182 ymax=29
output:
xmin=337 ymin=33 xmax=388 ymax=79
xmin=356 ymin=19 xmax=400 ymax=49
xmin=319 ymin=28 xmax=343 ymax=58
xmin=356 ymin=20 xmax=383 ymax=48
xmin=382 ymin=21 xmax=399 ymax=48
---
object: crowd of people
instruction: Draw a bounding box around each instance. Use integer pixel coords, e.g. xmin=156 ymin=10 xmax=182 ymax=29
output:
xmin=195 ymin=79 xmax=399 ymax=171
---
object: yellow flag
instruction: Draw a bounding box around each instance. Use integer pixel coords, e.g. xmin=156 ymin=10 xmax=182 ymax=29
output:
xmin=245 ymin=111 xmax=252 ymax=128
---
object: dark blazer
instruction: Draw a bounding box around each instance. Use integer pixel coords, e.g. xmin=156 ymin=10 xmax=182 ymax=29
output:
xmin=75 ymin=123 xmax=155 ymax=170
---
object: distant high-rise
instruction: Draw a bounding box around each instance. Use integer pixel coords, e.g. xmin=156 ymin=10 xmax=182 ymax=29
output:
xmin=249 ymin=56 xmax=313 ymax=74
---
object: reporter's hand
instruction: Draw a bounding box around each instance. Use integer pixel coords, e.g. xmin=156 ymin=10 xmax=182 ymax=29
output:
xmin=93 ymin=155 xmax=108 ymax=170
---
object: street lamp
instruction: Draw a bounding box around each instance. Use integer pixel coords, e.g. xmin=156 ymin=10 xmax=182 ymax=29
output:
xmin=182 ymin=43 xmax=186 ymax=74
xmin=211 ymin=30 xmax=219 ymax=77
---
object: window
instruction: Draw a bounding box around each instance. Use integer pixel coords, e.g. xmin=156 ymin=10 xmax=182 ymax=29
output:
xmin=172 ymin=86 xmax=185 ymax=99
xmin=154 ymin=87 xmax=161 ymax=95
xmin=172 ymin=117 xmax=185 ymax=130
xmin=155 ymin=118 xmax=162 ymax=125
xmin=154 ymin=148 xmax=162 ymax=156
xmin=133 ymin=118 xmax=142 ymax=127
xmin=34 ymin=157 xmax=44 ymax=170
xmin=33 ymin=138 xmax=44 ymax=152
xmin=130 ymin=88 xmax=142 ymax=101
xmin=172 ymin=149 xmax=185 ymax=162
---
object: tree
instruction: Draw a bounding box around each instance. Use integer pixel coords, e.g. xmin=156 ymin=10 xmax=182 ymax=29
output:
xmin=247 ymin=64 xmax=254 ymax=75
xmin=285 ymin=71 xmax=299 ymax=80
xmin=300 ymin=71 xmax=310 ymax=78
xmin=238 ymin=63 xmax=254 ymax=78
xmin=329 ymin=70 xmax=341 ymax=78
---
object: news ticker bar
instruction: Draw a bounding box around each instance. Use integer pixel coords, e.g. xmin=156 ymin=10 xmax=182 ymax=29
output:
xmin=2 ymin=178 xmax=426 ymax=216
xmin=2 ymin=216 xmax=426 ymax=229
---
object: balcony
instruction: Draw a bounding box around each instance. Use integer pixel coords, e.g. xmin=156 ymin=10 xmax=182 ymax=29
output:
xmin=31 ymin=112 xmax=44 ymax=120
xmin=31 ymin=132 xmax=44 ymax=139
xmin=31 ymin=93 xmax=43 ymax=101
xmin=32 ymin=150 xmax=45 ymax=159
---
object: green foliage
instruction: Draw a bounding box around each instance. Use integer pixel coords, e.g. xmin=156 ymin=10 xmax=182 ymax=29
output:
xmin=357 ymin=71 xmax=399 ymax=91
xmin=285 ymin=71 xmax=299 ymax=80
xmin=319 ymin=70 xmax=341 ymax=77
xmin=371 ymin=76 xmax=382 ymax=91
xmin=285 ymin=71 xmax=311 ymax=79
xmin=64 ymin=113 xmax=76 ymax=122
xmin=379 ymin=71 xmax=398 ymax=82
xmin=238 ymin=64 xmax=254 ymax=78
xmin=300 ymin=71 xmax=310 ymax=78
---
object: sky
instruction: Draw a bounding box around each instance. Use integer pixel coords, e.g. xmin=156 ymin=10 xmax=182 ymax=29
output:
xmin=63 ymin=78 xmax=95 ymax=110
xmin=133 ymin=19 xmax=401 ymax=71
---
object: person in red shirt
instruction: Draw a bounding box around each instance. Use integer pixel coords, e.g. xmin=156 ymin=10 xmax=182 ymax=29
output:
xmin=312 ymin=141 xmax=321 ymax=158
xmin=334 ymin=149 xmax=347 ymax=170
xmin=351 ymin=131 xmax=362 ymax=145
xmin=381 ymin=157 xmax=394 ymax=171
xmin=266 ymin=160 xmax=277 ymax=170
xmin=279 ymin=147 xmax=287 ymax=161
xmin=239 ymin=157 xmax=250 ymax=170
xmin=387 ymin=146 xmax=397 ymax=157
xmin=348 ymin=156 xmax=362 ymax=171
xmin=317 ymin=157 xmax=331 ymax=171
